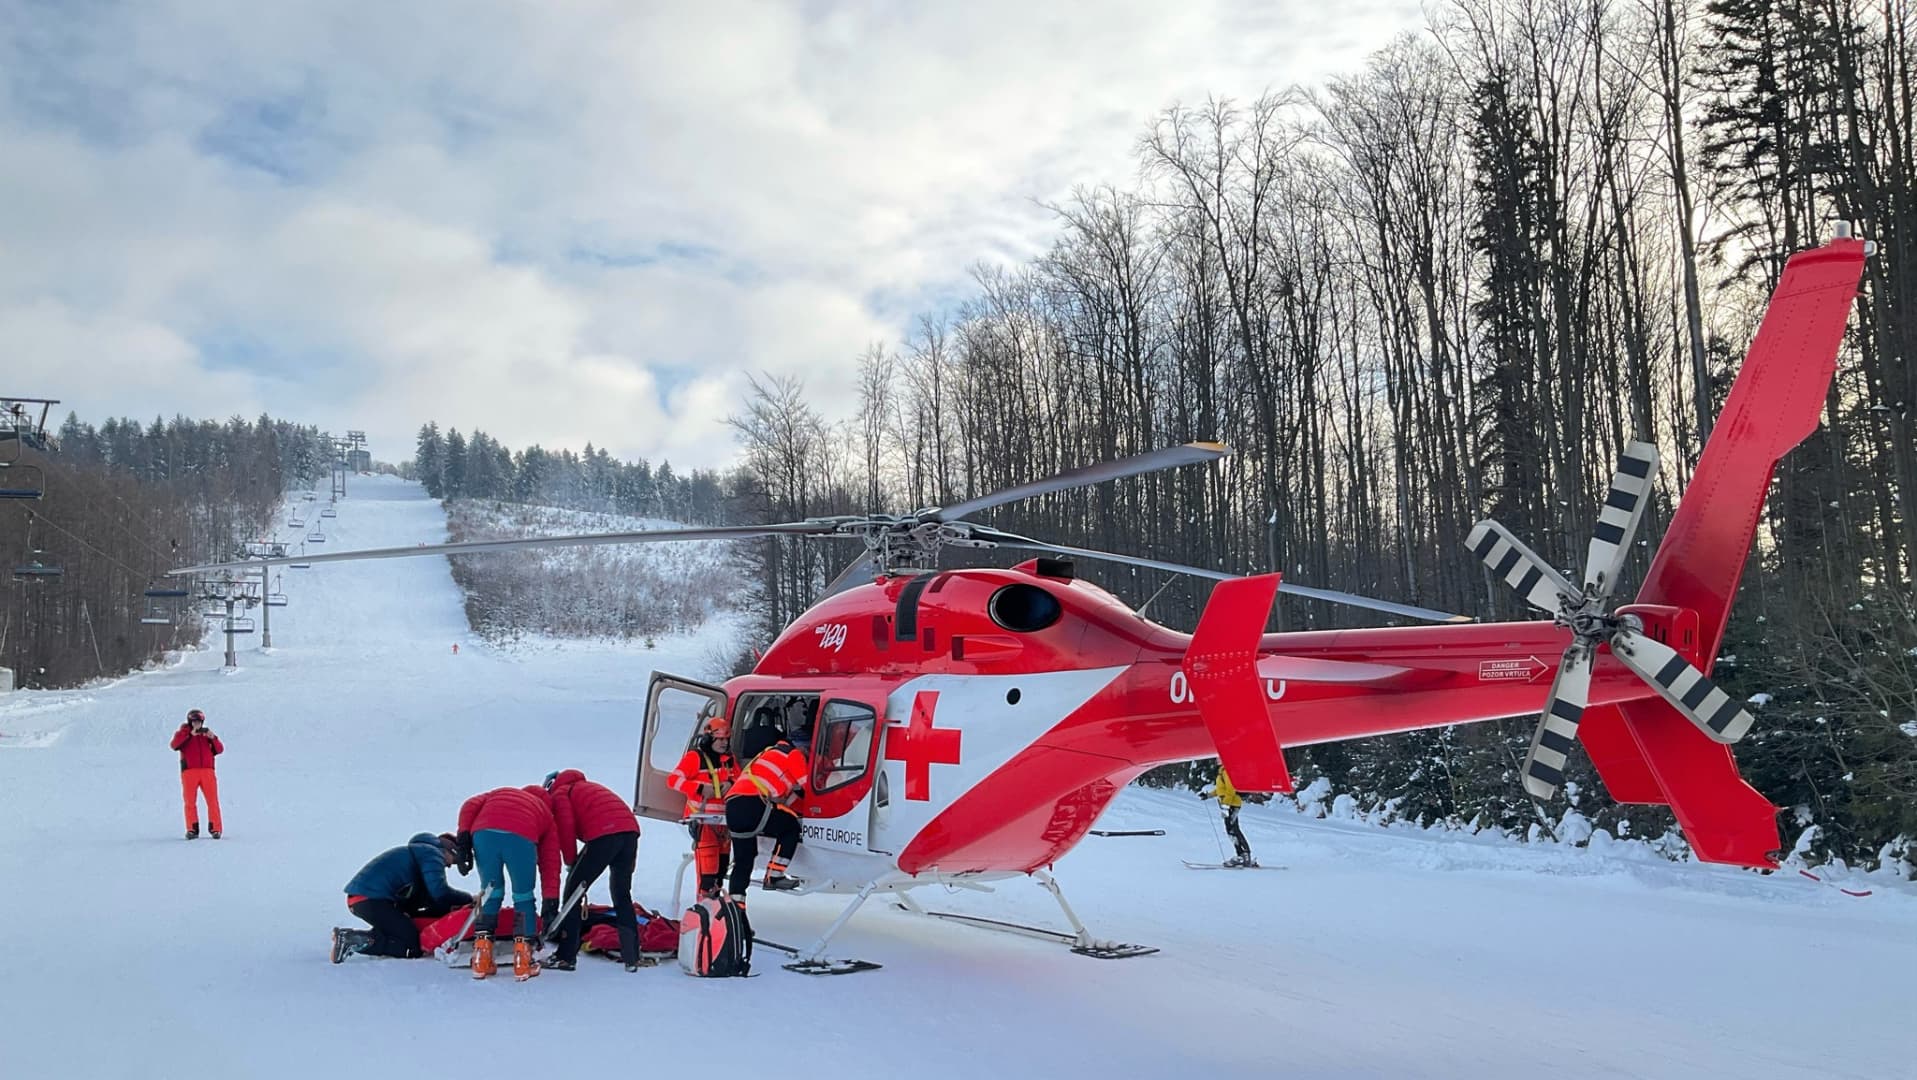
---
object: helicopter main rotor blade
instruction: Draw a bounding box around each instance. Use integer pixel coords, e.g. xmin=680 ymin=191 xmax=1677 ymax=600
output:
xmin=167 ymin=522 xmax=845 ymax=576
xmin=927 ymin=442 xmax=1228 ymax=524
xmin=971 ymin=528 xmax=1471 ymax=625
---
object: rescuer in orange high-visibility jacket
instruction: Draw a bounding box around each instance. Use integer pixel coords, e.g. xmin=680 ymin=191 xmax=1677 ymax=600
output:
xmin=723 ymin=706 xmax=811 ymax=898
xmin=668 ymin=708 xmax=737 ymax=899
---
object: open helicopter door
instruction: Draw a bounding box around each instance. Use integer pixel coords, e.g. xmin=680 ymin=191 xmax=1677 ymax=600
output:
xmin=633 ymin=672 xmax=727 ymax=822
xmin=796 ymin=691 xmax=890 ymax=856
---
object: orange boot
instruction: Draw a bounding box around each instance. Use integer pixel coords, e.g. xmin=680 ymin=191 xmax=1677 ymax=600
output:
xmin=513 ymin=937 xmax=540 ymax=981
xmin=471 ymin=932 xmax=496 ymax=979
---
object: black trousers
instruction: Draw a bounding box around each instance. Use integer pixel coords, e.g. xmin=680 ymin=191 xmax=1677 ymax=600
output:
xmin=350 ymin=889 xmax=468 ymax=958
xmin=1223 ymin=805 xmax=1252 ymax=861
xmin=726 ymin=795 xmax=800 ymax=897
xmin=555 ymin=831 xmax=639 ymax=964
xmin=351 ymin=899 xmax=424 ymax=958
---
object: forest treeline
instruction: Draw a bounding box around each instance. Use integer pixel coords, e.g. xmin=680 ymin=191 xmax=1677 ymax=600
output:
xmin=2 ymin=414 xmax=334 ymax=689
xmin=408 ymin=422 xmax=739 ymax=525
xmin=721 ymin=0 xmax=1917 ymax=871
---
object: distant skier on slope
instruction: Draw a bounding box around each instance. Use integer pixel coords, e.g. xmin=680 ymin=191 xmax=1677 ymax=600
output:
xmin=331 ymin=832 xmax=474 ymax=962
xmin=540 ymin=768 xmax=643 ymax=972
xmin=668 ymin=706 xmax=737 ymax=900
xmin=1199 ymin=765 xmax=1256 ymax=868
xmin=169 ymin=709 xmax=223 ymax=840
xmin=455 ymin=785 xmax=561 ymax=980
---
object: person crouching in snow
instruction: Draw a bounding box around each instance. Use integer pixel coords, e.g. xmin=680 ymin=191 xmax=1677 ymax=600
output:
xmin=455 ymin=785 xmax=561 ymax=980
xmin=170 ymin=708 xmax=223 ymax=839
xmin=1200 ymin=765 xmax=1256 ymax=867
xmin=332 ymin=832 xmax=474 ymax=962
xmin=540 ymin=768 xmax=642 ymax=972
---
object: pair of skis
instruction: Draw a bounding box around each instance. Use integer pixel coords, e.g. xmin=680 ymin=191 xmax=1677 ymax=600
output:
xmin=1182 ymin=860 xmax=1285 ymax=871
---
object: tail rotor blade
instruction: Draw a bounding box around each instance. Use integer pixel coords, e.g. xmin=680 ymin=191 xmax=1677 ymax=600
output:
xmin=1583 ymin=441 xmax=1659 ymax=602
xmin=1610 ymin=627 xmax=1755 ymax=744
xmin=1520 ymin=645 xmax=1593 ymax=800
xmin=1466 ymin=520 xmax=1581 ymax=614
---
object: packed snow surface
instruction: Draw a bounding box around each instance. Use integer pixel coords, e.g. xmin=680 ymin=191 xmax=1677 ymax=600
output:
xmin=1 ymin=477 xmax=1910 ymax=1079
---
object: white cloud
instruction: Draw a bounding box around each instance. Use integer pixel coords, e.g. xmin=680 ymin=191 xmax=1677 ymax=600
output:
xmin=0 ymin=0 xmax=1425 ymax=471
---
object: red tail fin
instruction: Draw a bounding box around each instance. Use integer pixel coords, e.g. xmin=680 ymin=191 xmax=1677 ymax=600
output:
xmin=1184 ymin=575 xmax=1293 ymax=793
xmin=1589 ymin=237 xmax=1865 ymax=868
xmin=1634 ymin=238 xmax=1867 ymax=653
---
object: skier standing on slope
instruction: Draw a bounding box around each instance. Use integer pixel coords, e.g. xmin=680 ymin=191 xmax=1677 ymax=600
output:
xmin=725 ymin=705 xmax=811 ymax=900
xmin=455 ymin=785 xmax=561 ymax=980
xmin=331 ymin=832 xmax=473 ymax=962
xmin=540 ymin=768 xmax=643 ymax=972
xmin=170 ymin=709 xmax=223 ymax=840
xmin=1200 ymin=765 xmax=1257 ymax=868
xmin=668 ymin=706 xmax=737 ymax=900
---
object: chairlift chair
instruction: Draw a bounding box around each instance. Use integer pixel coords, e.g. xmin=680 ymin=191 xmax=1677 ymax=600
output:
xmin=320 ymin=505 xmax=337 ymax=519
xmin=144 ymin=586 xmax=191 ymax=599
xmin=306 ymin=529 xmax=326 ymax=543
xmin=0 ymin=463 xmax=45 ymax=500
xmin=10 ymin=559 xmax=62 ymax=581
xmin=289 ymin=514 xmax=305 ymax=528
xmin=223 ymin=616 xmax=256 ymax=634
xmin=266 ymin=592 xmax=288 ymax=607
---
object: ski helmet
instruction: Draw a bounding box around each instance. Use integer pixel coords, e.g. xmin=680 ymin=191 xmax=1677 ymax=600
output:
xmin=542 ymin=770 xmax=561 ymax=791
xmin=187 ymin=709 xmax=205 ymax=724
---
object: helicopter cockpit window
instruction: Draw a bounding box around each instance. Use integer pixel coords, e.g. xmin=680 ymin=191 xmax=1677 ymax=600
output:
xmin=811 ymin=699 xmax=877 ymax=794
xmin=733 ymin=693 xmax=821 ymax=761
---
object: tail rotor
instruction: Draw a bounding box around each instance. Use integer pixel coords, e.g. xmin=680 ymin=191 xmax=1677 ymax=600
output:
xmin=1469 ymin=440 xmax=1755 ymax=799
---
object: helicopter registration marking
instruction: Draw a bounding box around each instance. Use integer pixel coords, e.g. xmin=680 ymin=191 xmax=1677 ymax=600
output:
xmin=814 ymin=623 xmax=849 ymax=652
xmin=1168 ymin=672 xmax=1287 ymax=703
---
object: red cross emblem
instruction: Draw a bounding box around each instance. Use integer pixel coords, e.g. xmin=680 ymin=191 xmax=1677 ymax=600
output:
xmin=884 ymin=690 xmax=963 ymax=801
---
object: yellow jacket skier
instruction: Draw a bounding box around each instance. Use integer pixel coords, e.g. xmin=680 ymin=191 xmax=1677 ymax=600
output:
xmin=1200 ymin=765 xmax=1255 ymax=867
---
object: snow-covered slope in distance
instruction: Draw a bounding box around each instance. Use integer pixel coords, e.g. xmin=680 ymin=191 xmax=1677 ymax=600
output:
xmin=0 ymin=476 xmax=1909 ymax=1079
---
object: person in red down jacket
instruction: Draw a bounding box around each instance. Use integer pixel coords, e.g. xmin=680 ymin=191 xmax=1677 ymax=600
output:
xmin=169 ymin=708 xmax=224 ymax=839
xmin=454 ymin=785 xmax=560 ymax=980
xmin=540 ymin=768 xmax=642 ymax=972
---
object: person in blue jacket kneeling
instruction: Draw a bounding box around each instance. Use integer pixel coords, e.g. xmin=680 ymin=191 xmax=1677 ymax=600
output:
xmin=332 ymin=832 xmax=474 ymax=962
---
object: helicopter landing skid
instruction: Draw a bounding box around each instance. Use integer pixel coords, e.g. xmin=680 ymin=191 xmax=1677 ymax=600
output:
xmin=892 ymin=871 xmax=1159 ymax=960
xmin=752 ymin=937 xmax=883 ymax=976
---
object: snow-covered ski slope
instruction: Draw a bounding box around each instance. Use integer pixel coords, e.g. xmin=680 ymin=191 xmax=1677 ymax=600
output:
xmin=0 ymin=477 xmax=1909 ymax=1079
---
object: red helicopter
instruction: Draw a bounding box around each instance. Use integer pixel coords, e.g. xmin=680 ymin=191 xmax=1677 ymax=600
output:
xmin=177 ymin=234 xmax=1867 ymax=974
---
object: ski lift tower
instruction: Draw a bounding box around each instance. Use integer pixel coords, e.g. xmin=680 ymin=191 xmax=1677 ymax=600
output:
xmin=240 ymin=541 xmax=286 ymax=648
xmin=346 ymin=430 xmax=369 ymax=473
xmin=330 ymin=436 xmax=351 ymax=500
xmin=198 ymin=572 xmax=260 ymax=669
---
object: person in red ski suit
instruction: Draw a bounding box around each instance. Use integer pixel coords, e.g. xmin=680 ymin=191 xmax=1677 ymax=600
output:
xmin=541 ymin=768 xmax=642 ymax=971
xmin=170 ymin=709 xmax=223 ymax=839
xmin=454 ymin=785 xmax=560 ymax=979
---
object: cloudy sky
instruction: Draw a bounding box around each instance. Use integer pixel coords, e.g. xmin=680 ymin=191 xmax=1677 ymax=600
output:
xmin=1 ymin=0 xmax=1424 ymax=471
